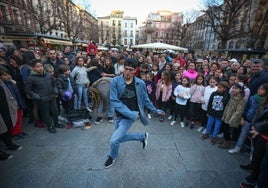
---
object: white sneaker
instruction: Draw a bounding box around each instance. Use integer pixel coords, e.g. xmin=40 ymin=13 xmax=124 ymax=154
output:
xmin=197 ymin=127 xmax=203 ymax=132
xmin=86 ymin=107 xmax=92 ymax=112
xmin=217 ymin=133 xmax=223 ymax=138
xmin=202 ymin=128 xmax=207 ymax=134
xmin=168 ymin=115 xmax=173 ymax=120
xmin=147 ymin=114 xmax=151 ymax=119
xmin=180 ymin=122 xmax=185 ymax=128
xmin=170 ymin=120 xmax=176 ymax=126
xmin=228 ymin=147 xmax=240 ymax=154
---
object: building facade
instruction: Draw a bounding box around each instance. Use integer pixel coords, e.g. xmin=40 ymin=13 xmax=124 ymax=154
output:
xmin=138 ymin=10 xmax=183 ymax=46
xmin=185 ymin=0 xmax=268 ymax=59
xmin=98 ymin=10 xmax=137 ymax=47
xmin=0 ymin=0 xmax=97 ymax=51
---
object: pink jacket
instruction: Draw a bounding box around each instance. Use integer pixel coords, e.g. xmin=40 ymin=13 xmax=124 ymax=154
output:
xmin=155 ymin=79 xmax=172 ymax=102
xmin=182 ymin=70 xmax=198 ymax=82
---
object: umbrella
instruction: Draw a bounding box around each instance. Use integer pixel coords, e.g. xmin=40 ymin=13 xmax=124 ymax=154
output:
xmin=131 ymin=42 xmax=188 ymax=53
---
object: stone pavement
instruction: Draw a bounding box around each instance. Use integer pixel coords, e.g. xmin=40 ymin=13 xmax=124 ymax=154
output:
xmin=0 ymin=115 xmax=250 ymax=188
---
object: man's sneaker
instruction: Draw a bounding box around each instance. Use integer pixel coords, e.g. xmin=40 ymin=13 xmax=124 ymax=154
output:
xmin=189 ymin=122 xmax=195 ymax=129
xmin=228 ymin=146 xmax=240 ymax=154
xmin=170 ymin=120 xmax=176 ymax=126
xmin=180 ymin=122 xmax=185 ymax=128
xmin=48 ymin=126 xmax=57 ymax=134
xmin=0 ymin=150 xmax=13 ymax=160
xmin=147 ymin=114 xmax=151 ymax=119
xmin=55 ymin=123 xmax=65 ymax=129
xmin=7 ymin=143 xmax=22 ymax=151
xmin=104 ymin=156 xmax=116 ymax=169
xmin=86 ymin=107 xmax=92 ymax=112
xmin=202 ymin=128 xmax=207 ymax=134
xmin=167 ymin=115 xmax=173 ymax=120
xmin=141 ymin=132 xmax=149 ymax=149
xmin=197 ymin=127 xmax=203 ymax=132
xmin=108 ymin=117 xmax=114 ymax=123
xmin=95 ymin=117 xmax=103 ymax=125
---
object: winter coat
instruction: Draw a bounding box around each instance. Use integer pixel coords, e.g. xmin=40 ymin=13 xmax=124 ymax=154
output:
xmin=248 ymin=70 xmax=268 ymax=96
xmin=56 ymin=73 xmax=77 ymax=97
xmin=25 ymin=72 xmax=57 ymax=102
xmin=252 ymin=103 xmax=268 ymax=136
xmin=243 ymin=94 xmax=264 ymax=123
xmin=222 ymin=94 xmax=246 ymax=128
xmin=0 ymin=80 xmax=18 ymax=131
xmin=190 ymin=84 xmax=205 ymax=103
xmin=155 ymin=79 xmax=172 ymax=102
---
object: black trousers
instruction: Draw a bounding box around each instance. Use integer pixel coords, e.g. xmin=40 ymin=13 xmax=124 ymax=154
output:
xmin=258 ymin=142 xmax=268 ymax=188
xmin=249 ymin=135 xmax=267 ymax=182
xmin=37 ymin=98 xmax=59 ymax=127
xmin=0 ymin=131 xmax=12 ymax=147
xmin=173 ymin=103 xmax=187 ymax=122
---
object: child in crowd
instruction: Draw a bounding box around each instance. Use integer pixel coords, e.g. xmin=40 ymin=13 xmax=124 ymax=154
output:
xmin=25 ymin=59 xmax=59 ymax=134
xmin=219 ymin=83 xmax=246 ymax=147
xmin=228 ymin=73 xmax=237 ymax=88
xmin=155 ymin=70 xmax=172 ymax=121
xmin=0 ymin=67 xmax=23 ymax=160
xmin=228 ymin=83 xmax=267 ymax=154
xmin=236 ymin=74 xmax=250 ymax=102
xmin=189 ymin=74 xmax=205 ymax=129
xmin=202 ymin=81 xmax=230 ymax=143
xmin=198 ymin=77 xmax=218 ymax=132
xmin=168 ymin=72 xmax=182 ymax=120
xmin=145 ymin=72 xmax=156 ymax=119
xmin=151 ymin=63 xmax=159 ymax=83
xmin=71 ymin=56 xmax=91 ymax=111
xmin=57 ymin=64 xmax=77 ymax=114
xmin=0 ymin=68 xmax=27 ymax=139
xmin=170 ymin=77 xmax=191 ymax=127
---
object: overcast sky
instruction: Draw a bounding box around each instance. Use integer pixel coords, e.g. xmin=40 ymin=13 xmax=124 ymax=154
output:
xmin=74 ymin=0 xmax=203 ymax=23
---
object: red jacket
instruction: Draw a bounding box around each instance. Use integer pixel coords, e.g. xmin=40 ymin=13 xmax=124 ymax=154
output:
xmin=87 ymin=43 xmax=98 ymax=55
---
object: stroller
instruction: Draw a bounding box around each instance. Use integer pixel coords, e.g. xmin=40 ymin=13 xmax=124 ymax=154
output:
xmin=58 ymin=108 xmax=92 ymax=129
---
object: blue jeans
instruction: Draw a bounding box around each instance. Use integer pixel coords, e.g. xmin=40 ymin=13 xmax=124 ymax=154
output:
xmin=205 ymin=116 xmax=222 ymax=138
xmin=109 ymin=118 xmax=145 ymax=159
xmin=235 ymin=121 xmax=254 ymax=154
xmin=76 ymin=84 xmax=89 ymax=109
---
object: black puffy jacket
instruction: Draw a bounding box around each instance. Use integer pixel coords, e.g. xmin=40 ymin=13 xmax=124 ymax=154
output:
xmin=25 ymin=72 xmax=57 ymax=102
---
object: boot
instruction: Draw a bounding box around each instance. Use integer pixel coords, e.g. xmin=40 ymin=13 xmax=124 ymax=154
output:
xmin=218 ymin=140 xmax=230 ymax=149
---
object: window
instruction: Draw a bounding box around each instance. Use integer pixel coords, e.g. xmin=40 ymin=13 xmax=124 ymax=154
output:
xmin=130 ymin=30 xmax=133 ymax=37
xmin=124 ymin=39 xmax=127 ymax=45
xmin=130 ymin=39 xmax=133 ymax=45
xmin=131 ymin=23 xmax=133 ymax=28
xmin=0 ymin=5 xmax=7 ymax=22
xmin=124 ymin=30 xmax=127 ymax=37
xmin=125 ymin=23 xmax=127 ymax=27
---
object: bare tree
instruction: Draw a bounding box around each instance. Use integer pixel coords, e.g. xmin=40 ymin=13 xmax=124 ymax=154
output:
xmin=203 ymin=0 xmax=250 ymax=49
xmin=27 ymin=0 xmax=60 ymax=34
xmin=178 ymin=9 xmax=201 ymax=47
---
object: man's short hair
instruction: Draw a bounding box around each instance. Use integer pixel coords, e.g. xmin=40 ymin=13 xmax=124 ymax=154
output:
xmin=252 ymin=59 xmax=264 ymax=65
